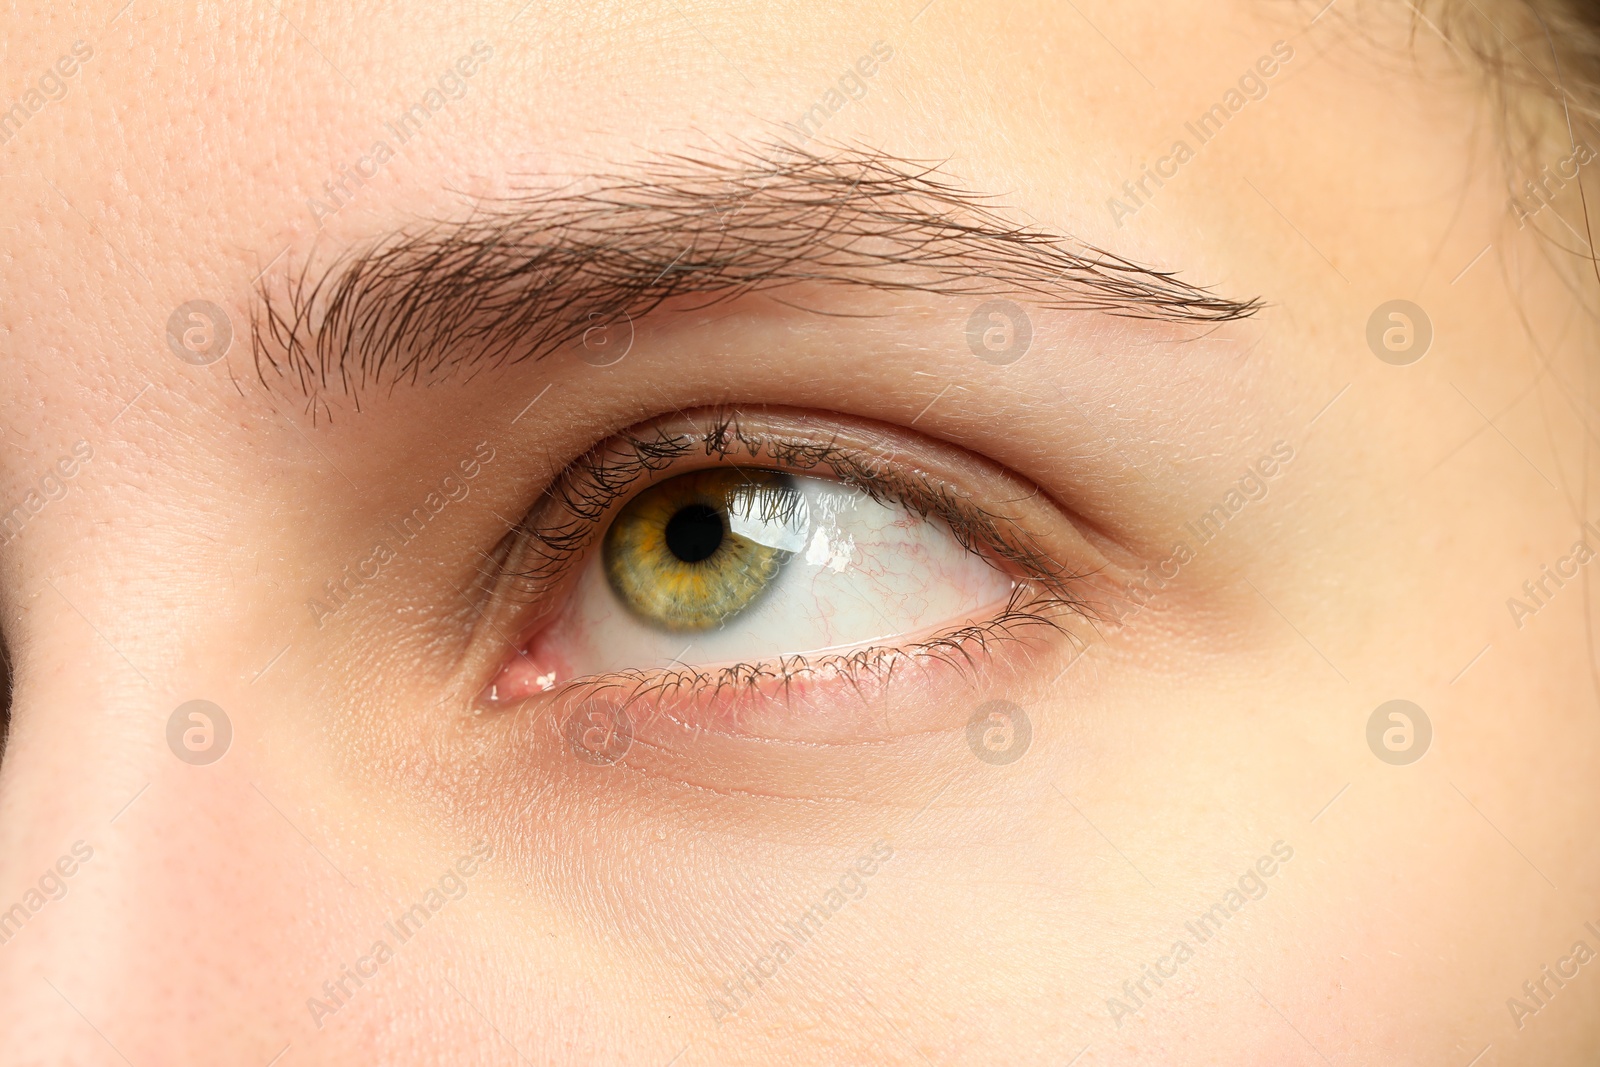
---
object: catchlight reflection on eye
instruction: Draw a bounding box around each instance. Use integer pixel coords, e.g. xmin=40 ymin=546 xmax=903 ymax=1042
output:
xmin=488 ymin=467 xmax=1016 ymax=701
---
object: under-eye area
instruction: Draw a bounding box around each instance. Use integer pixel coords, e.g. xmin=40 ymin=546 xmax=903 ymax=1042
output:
xmin=471 ymin=407 xmax=1102 ymax=745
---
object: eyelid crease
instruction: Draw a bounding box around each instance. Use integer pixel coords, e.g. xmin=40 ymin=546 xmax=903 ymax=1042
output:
xmin=491 ymin=408 xmax=1097 ymax=622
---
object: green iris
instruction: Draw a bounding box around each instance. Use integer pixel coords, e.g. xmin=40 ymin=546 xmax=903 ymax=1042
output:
xmin=603 ymin=469 xmax=807 ymax=632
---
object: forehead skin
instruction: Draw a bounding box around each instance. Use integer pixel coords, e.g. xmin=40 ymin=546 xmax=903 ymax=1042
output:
xmin=2 ymin=1 xmax=1597 ymax=1065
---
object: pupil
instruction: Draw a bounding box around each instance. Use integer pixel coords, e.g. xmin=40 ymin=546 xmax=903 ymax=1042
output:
xmin=664 ymin=504 xmax=724 ymax=563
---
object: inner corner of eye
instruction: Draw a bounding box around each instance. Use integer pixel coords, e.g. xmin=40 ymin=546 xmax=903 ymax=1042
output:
xmin=482 ymin=465 xmax=1015 ymax=705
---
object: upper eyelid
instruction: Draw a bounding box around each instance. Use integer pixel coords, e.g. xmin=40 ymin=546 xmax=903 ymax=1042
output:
xmin=491 ymin=411 xmax=1092 ymax=612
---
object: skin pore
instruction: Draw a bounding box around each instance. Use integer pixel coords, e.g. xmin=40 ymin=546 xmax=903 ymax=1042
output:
xmin=1 ymin=0 xmax=1599 ymax=1064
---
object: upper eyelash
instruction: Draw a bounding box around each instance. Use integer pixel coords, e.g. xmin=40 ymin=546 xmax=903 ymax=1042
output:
xmin=496 ymin=409 xmax=1091 ymax=607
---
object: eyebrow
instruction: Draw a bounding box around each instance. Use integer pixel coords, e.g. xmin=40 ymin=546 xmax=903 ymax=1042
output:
xmin=252 ymin=142 xmax=1259 ymax=402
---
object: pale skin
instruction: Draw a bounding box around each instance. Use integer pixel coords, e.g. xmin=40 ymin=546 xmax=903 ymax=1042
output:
xmin=1 ymin=1 xmax=1598 ymax=1064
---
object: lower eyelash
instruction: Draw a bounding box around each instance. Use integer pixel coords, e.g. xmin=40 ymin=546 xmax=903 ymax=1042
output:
xmin=533 ymin=581 xmax=1086 ymax=735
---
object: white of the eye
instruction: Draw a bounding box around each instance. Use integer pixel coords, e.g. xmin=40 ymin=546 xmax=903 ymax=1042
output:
xmin=546 ymin=475 xmax=1014 ymax=674
xmin=804 ymin=525 xmax=856 ymax=572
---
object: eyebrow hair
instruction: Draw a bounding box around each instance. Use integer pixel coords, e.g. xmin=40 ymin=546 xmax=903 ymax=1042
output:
xmin=252 ymin=142 xmax=1260 ymax=402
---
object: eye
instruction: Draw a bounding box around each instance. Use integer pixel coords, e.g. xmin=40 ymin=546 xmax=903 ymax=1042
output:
xmin=476 ymin=408 xmax=1093 ymax=740
xmin=491 ymin=463 xmax=1017 ymax=700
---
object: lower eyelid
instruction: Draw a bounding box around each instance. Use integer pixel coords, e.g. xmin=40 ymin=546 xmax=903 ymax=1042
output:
xmin=499 ymin=582 xmax=1079 ymax=745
